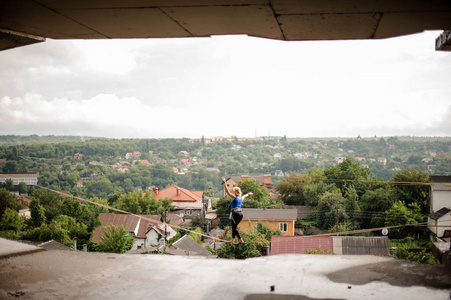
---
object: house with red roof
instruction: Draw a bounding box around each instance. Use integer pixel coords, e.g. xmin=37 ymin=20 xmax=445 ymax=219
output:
xmin=17 ymin=196 xmax=32 ymax=205
xmin=139 ymin=160 xmax=151 ymax=166
xmin=154 ymin=185 xmax=211 ymax=219
xmin=125 ymin=151 xmax=141 ymax=159
xmin=91 ymin=213 xmax=176 ymax=250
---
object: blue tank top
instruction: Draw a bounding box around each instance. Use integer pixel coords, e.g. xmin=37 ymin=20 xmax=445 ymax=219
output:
xmin=231 ymin=196 xmax=243 ymax=210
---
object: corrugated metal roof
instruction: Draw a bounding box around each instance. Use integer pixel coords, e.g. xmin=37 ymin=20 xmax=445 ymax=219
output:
xmin=271 ymin=236 xmax=333 ymax=255
xmin=242 ymin=208 xmax=297 ymax=221
xmin=92 ymin=214 xmax=161 ymax=243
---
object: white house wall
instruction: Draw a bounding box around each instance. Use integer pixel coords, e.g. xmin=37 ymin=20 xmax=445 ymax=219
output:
xmin=431 ymin=187 xmax=451 ymax=212
xmin=146 ymin=230 xmax=159 ymax=248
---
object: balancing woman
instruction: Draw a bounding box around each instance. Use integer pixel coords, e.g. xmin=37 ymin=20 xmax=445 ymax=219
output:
xmin=222 ymin=177 xmax=252 ymax=244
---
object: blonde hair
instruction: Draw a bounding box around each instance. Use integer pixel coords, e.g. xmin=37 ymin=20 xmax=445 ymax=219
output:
xmin=233 ymin=187 xmax=242 ymax=197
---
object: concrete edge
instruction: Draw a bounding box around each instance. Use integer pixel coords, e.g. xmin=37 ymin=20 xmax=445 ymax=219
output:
xmin=0 ymin=248 xmax=46 ymax=260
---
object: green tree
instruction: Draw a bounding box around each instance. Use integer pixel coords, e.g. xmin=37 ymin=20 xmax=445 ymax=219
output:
xmin=25 ymin=220 xmax=73 ymax=247
xmin=62 ymin=162 xmax=71 ymax=171
xmin=324 ymin=157 xmax=372 ymax=196
xmin=116 ymin=192 xmax=142 ymax=214
xmin=276 ymin=172 xmax=308 ymax=205
xmin=0 ymin=208 xmax=24 ymax=232
xmin=384 ymin=201 xmax=424 ymax=239
xmin=315 ymin=190 xmax=347 ymax=230
xmin=94 ymin=224 xmax=134 ymax=253
xmin=29 ymin=200 xmax=46 ymax=227
xmin=359 ymin=188 xmax=395 ymax=228
xmin=391 ymin=168 xmax=429 ymax=213
xmin=215 ymin=196 xmax=232 ymax=227
xmin=4 ymin=179 xmax=14 ymax=191
xmin=191 ymin=215 xmax=208 ymax=231
xmin=85 ymin=177 xmax=114 ymax=198
xmin=305 ymin=167 xmax=327 ymax=183
xmin=18 ymin=182 xmax=29 ymax=194
xmin=216 ymin=224 xmax=274 ymax=259
xmin=238 ymin=178 xmax=271 ymax=208
xmin=303 ymin=182 xmax=337 ymax=206
xmin=55 ymin=215 xmax=89 ymax=242
xmin=343 ymin=186 xmax=360 ymax=224
xmin=188 ymin=227 xmax=204 ymax=244
xmin=0 ymin=188 xmax=22 ymax=217
xmin=2 ymin=161 xmax=18 ymax=172
xmin=32 ymin=189 xmax=63 ymax=223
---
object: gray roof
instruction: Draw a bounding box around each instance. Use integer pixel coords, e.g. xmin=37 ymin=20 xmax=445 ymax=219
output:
xmin=38 ymin=240 xmax=73 ymax=251
xmin=19 ymin=240 xmax=73 ymax=251
xmin=430 ymin=176 xmax=451 ymax=183
xmin=171 ymin=235 xmax=215 ymax=257
xmin=429 ymin=207 xmax=451 ymax=220
xmin=285 ymin=206 xmax=315 ymax=219
xmin=242 ymin=208 xmax=297 ymax=221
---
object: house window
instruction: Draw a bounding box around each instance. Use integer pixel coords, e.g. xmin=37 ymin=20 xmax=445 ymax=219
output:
xmin=185 ymin=210 xmax=192 ymax=215
xmin=279 ymin=223 xmax=288 ymax=232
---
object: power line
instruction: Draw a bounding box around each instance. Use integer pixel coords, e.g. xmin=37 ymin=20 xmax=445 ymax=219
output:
xmin=32 ymin=184 xmax=231 ymax=244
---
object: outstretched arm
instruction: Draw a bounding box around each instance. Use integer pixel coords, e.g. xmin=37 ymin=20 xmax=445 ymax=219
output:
xmin=222 ymin=177 xmax=235 ymax=199
xmin=242 ymin=192 xmax=253 ymax=200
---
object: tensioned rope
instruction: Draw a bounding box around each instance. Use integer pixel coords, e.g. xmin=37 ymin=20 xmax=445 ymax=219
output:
xmin=31 ymin=181 xmax=443 ymax=246
xmin=32 ymin=185 xmax=232 ymax=244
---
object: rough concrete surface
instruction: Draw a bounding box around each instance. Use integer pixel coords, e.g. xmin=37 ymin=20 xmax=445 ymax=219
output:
xmin=0 ymin=238 xmax=44 ymax=259
xmin=1 ymin=251 xmax=450 ymax=300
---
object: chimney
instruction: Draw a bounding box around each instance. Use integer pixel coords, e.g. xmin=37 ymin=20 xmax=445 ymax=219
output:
xmin=177 ymin=187 xmax=181 ymax=196
xmin=153 ymin=187 xmax=159 ymax=195
xmin=263 ymin=174 xmax=272 ymax=186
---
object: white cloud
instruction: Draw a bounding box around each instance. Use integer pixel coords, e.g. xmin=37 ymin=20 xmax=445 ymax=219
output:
xmin=0 ymin=31 xmax=450 ymax=138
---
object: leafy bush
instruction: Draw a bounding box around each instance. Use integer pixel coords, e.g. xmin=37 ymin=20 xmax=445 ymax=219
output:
xmin=205 ymin=245 xmax=216 ymax=255
xmin=389 ymin=237 xmax=433 ymax=249
xmin=92 ymin=224 xmax=134 ymax=253
xmin=188 ymin=227 xmax=204 ymax=244
xmin=390 ymin=246 xmax=439 ymax=264
xmin=216 ymin=223 xmax=276 ymax=259
xmin=303 ymin=245 xmax=335 ymax=255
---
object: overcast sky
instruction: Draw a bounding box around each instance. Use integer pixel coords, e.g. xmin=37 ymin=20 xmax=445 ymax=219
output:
xmin=0 ymin=31 xmax=450 ymax=139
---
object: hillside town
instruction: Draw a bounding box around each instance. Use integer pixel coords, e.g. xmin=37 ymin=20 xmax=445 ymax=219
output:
xmin=0 ymin=135 xmax=449 ymax=263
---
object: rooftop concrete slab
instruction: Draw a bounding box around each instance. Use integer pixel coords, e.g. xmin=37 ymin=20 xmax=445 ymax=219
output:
xmin=1 ymin=245 xmax=450 ymax=300
xmin=1 ymin=0 xmax=451 ymax=50
xmin=0 ymin=238 xmax=44 ymax=259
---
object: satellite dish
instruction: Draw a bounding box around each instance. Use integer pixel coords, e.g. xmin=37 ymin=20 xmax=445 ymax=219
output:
xmin=382 ymin=228 xmax=388 ymax=236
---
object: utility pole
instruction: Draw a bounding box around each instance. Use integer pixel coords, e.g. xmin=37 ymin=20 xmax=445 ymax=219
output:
xmin=164 ymin=210 xmax=167 ymax=239
xmin=335 ymin=207 xmax=339 ymax=236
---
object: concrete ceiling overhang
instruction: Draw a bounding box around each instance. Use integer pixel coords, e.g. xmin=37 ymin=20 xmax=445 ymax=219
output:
xmin=1 ymin=0 xmax=451 ymax=51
